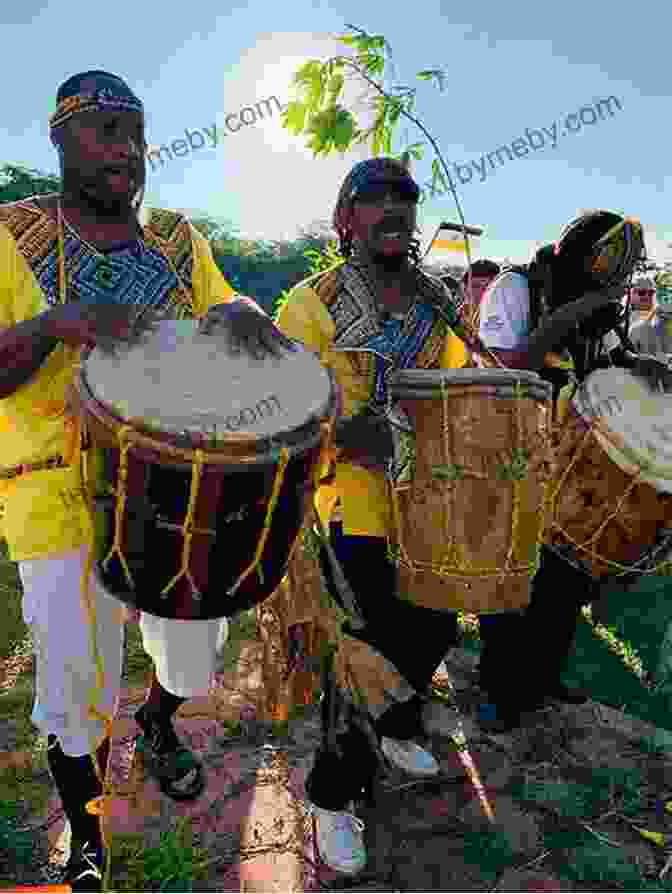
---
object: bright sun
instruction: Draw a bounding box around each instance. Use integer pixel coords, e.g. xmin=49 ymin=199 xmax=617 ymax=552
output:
xmin=231 ymin=33 xmax=373 ymax=158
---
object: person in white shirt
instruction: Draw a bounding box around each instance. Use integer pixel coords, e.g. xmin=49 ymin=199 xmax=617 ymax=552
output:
xmin=620 ymin=273 xmax=672 ymax=359
xmin=476 ymin=210 xmax=672 ymax=734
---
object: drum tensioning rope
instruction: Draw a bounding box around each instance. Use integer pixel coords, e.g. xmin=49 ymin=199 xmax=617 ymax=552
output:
xmin=388 ymin=377 xmax=552 ymax=585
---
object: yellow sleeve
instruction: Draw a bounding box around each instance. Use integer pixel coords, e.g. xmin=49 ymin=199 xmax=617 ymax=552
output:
xmin=0 ymin=223 xmax=46 ymax=328
xmin=274 ymin=285 xmax=334 ymax=357
xmin=440 ymin=327 xmax=470 ymax=369
xmin=189 ymin=225 xmax=237 ymax=317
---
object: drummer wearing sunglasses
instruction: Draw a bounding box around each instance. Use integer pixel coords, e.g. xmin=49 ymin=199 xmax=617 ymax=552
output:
xmin=275 ymin=157 xmax=472 ymax=877
xmin=0 ymin=70 xmax=289 ymax=891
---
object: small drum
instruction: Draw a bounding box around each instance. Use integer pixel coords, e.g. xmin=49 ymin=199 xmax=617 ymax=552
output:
xmin=388 ymin=369 xmax=553 ymax=614
xmin=548 ymin=366 xmax=672 ymax=579
xmin=77 ymin=319 xmax=338 ymax=620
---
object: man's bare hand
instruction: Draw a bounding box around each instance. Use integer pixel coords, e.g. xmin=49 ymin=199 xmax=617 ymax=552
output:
xmin=40 ymin=303 xmax=138 ymax=349
xmin=632 ymin=355 xmax=672 ymax=393
xmin=198 ymin=300 xmax=296 ymax=360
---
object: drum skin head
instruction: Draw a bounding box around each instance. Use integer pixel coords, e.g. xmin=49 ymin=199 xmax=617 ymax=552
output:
xmin=83 ymin=319 xmax=332 ymax=441
xmin=574 ymin=367 xmax=672 ymax=493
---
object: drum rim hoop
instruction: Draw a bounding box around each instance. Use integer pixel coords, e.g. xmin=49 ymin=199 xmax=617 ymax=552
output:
xmin=77 ymin=366 xmax=338 ymax=466
xmin=573 ymin=369 xmax=672 ymax=484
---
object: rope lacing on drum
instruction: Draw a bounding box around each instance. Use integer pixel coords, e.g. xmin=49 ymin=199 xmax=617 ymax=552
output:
xmin=548 ymin=418 xmax=672 ymax=577
xmin=101 ymin=425 xmax=135 ymax=590
xmin=387 ymin=376 xmax=553 ymax=588
xmin=160 ymin=448 xmax=206 ymax=600
xmin=227 ymin=447 xmax=291 ymax=596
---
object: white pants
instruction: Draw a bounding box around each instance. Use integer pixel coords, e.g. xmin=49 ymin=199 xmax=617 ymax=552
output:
xmin=19 ymin=547 xmax=228 ymax=757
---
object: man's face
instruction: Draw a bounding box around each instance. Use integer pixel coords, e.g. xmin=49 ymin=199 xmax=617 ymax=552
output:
xmin=60 ymin=95 xmax=146 ymax=216
xmin=464 ymin=274 xmax=496 ymax=306
xmin=349 ymin=181 xmax=418 ymax=271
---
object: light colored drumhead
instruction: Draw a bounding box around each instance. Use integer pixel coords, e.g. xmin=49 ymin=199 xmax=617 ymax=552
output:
xmin=83 ymin=319 xmax=332 ymax=440
xmin=574 ymin=366 xmax=672 ymax=493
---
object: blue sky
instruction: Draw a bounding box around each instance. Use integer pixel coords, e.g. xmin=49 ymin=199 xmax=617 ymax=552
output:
xmin=2 ymin=0 xmax=670 ymax=266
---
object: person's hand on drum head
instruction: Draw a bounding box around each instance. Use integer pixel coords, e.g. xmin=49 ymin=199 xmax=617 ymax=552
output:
xmin=631 ymin=354 xmax=672 ymax=393
xmin=198 ymin=299 xmax=296 ymax=360
xmin=39 ymin=302 xmax=144 ymax=351
xmin=334 ymin=410 xmax=394 ymax=473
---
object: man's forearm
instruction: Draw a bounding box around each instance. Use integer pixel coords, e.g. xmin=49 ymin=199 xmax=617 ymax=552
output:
xmin=0 ymin=313 xmax=60 ymax=399
xmin=525 ymin=303 xmax=589 ymax=370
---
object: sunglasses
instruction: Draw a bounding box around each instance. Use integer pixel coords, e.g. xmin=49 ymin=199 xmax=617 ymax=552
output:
xmin=352 ymin=181 xmax=420 ymax=205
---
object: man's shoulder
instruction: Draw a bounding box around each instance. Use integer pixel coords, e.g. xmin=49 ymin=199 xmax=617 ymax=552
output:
xmin=418 ymin=268 xmax=463 ymax=318
xmin=143 ymin=206 xmax=193 ymax=241
xmin=289 ymin=263 xmax=346 ymax=306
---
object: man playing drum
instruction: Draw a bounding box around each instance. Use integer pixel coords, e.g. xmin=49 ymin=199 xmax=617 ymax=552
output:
xmin=477 ymin=210 xmax=672 ymax=733
xmin=0 ymin=70 xmax=292 ymax=891
xmin=275 ymin=157 xmax=471 ymax=877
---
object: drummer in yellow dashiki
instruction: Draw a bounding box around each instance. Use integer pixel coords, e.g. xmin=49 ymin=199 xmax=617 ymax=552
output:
xmin=0 ymin=71 xmax=291 ymax=892
xmin=276 ymin=157 xmax=471 ymax=877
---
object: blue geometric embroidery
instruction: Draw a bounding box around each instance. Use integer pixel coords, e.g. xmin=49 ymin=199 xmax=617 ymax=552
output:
xmin=36 ymin=236 xmax=179 ymax=309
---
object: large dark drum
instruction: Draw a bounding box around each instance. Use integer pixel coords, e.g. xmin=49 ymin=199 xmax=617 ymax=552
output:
xmin=77 ymin=319 xmax=337 ymax=620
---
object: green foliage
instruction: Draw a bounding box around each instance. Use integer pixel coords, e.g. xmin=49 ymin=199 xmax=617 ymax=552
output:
xmin=511 ymin=769 xmax=644 ymax=824
xmin=542 ymin=824 xmax=591 ymax=851
xmin=510 ymin=779 xmax=599 ymax=819
xmin=559 ymin=841 xmax=643 ymax=886
xmin=272 ymin=234 xmax=344 ymax=321
xmin=0 ymin=802 xmax=34 ymax=871
xmin=121 ymin=816 xmax=209 ymax=892
xmin=461 ymin=825 xmax=516 ymax=881
xmin=496 ymin=447 xmax=531 ymax=482
xmin=588 ymin=767 xmax=643 ymax=816
xmin=0 ymin=544 xmax=27 ymax=663
xmin=0 ymin=164 xmax=61 ymax=204
xmin=124 ymin=620 xmax=154 ymax=687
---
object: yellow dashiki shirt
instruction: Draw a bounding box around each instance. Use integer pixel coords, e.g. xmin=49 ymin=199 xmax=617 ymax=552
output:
xmin=0 ymin=197 xmax=236 ymax=561
xmin=276 ymin=260 xmax=470 ymax=539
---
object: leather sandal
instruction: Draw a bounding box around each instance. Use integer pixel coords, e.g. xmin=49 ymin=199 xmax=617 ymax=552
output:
xmin=134 ymin=709 xmax=207 ymax=802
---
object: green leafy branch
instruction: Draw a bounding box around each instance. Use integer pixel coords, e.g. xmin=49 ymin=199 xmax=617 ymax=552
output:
xmin=280 ymin=24 xmax=473 ymax=266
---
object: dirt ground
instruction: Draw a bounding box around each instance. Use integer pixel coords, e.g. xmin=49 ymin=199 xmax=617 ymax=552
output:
xmin=5 ymin=634 xmax=672 ymax=892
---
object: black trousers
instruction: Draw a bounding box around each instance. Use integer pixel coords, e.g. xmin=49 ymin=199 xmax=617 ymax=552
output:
xmin=306 ymin=523 xmax=459 ymax=810
xmin=478 ymin=546 xmax=595 ymax=710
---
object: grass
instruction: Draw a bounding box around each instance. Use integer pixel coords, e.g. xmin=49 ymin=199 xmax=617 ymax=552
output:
xmin=0 ymin=544 xmax=28 ymax=676
xmin=4 ymin=541 xmax=672 ymax=890
xmin=111 ymin=817 xmax=210 ymax=892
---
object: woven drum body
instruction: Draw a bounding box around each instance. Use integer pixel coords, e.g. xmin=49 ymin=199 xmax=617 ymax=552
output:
xmin=388 ymin=369 xmax=553 ymax=613
xmin=547 ymin=367 xmax=672 ymax=579
xmin=77 ymin=320 xmax=337 ymax=620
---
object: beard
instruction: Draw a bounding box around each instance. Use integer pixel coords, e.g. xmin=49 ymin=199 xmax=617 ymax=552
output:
xmin=79 ymin=185 xmax=134 ymax=218
xmin=369 ymin=249 xmax=409 ymax=274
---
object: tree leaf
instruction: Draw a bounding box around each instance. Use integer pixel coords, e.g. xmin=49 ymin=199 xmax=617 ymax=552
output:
xmin=636 ymin=828 xmax=667 ymax=847
xmin=281 ymin=101 xmax=307 ymax=135
xmin=406 ymin=142 xmax=425 ymax=160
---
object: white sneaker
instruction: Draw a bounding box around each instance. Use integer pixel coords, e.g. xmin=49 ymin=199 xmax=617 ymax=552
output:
xmin=309 ymin=802 xmax=367 ymax=876
xmin=381 ymin=736 xmax=440 ymax=777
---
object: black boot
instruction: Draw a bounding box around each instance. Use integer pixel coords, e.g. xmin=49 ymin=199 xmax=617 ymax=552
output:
xmin=47 ymin=735 xmax=107 ymax=891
